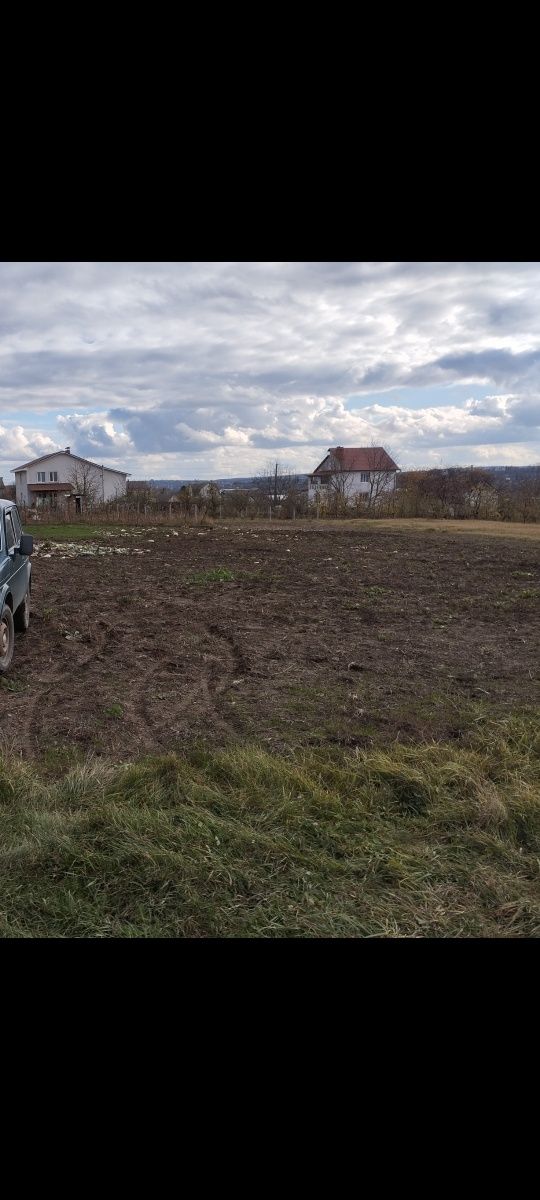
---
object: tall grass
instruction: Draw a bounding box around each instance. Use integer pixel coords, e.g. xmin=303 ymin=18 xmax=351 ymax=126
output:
xmin=1 ymin=716 xmax=539 ymax=938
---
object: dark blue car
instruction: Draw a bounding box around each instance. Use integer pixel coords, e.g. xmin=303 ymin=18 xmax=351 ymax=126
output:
xmin=0 ymin=500 xmax=34 ymax=674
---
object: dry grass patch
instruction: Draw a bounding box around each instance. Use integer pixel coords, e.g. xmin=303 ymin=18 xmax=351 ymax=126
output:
xmin=1 ymin=715 xmax=539 ymax=938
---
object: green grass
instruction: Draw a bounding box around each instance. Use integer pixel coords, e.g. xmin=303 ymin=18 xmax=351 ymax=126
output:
xmin=103 ymin=704 xmax=124 ymax=720
xmin=1 ymin=714 xmax=539 ymax=938
xmin=186 ymin=568 xmax=235 ymax=584
xmin=24 ymin=523 xmax=124 ymax=542
xmin=0 ymin=677 xmax=28 ymax=694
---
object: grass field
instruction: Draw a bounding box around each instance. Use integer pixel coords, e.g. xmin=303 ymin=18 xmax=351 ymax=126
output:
xmin=306 ymin=518 xmax=540 ymax=540
xmin=1 ymin=713 xmax=539 ymax=938
xmin=24 ymin=523 xmax=128 ymax=541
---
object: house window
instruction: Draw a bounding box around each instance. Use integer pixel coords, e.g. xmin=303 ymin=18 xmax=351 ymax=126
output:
xmin=49 ymin=472 xmax=58 ymax=482
xmin=37 ymin=472 xmax=46 ymax=483
xmin=360 ymin=472 xmax=370 ymax=483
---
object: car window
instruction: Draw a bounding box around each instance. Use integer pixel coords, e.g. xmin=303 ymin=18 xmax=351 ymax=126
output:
xmin=11 ymin=507 xmax=22 ymax=541
xmin=5 ymin=513 xmax=16 ymax=551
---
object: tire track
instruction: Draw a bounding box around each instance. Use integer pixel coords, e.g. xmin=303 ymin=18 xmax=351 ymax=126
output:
xmin=132 ymin=624 xmax=245 ymax=746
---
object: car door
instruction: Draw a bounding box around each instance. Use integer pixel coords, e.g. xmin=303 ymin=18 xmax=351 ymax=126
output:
xmin=2 ymin=508 xmax=26 ymax=610
xmin=0 ymin=512 xmax=9 ymax=599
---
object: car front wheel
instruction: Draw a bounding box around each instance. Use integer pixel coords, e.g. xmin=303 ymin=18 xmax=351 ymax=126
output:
xmin=0 ymin=607 xmax=15 ymax=673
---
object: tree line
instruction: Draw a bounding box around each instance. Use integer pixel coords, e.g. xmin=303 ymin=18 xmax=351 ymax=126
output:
xmin=124 ymin=464 xmax=540 ymax=522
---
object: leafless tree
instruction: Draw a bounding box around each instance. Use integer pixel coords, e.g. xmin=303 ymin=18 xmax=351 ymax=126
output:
xmin=282 ymin=473 xmax=307 ymax=518
xmin=200 ymin=481 xmax=221 ymax=518
xmin=364 ymin=445 xmax=398 ymax=510
xmin=511 ymin=468 xmax=540 ymax=522
xmin=69 ymin=463 xmax=102 ymax=507
xmin=255 ymin=461 xmax=304 ymax=515
xmin=460 ymin=468 xmax=497 ymax=518
xmin=177 ymin=485 xmax=194 ymax=516
xmin=127 ymin=481 xmax=156 ymax=507
xmin=321 ymin=448 xmax=354 ymax=515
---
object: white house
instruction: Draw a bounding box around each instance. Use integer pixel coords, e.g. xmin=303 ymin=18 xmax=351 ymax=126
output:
xmin=12 ymin=447 xmax=129 ymax=510
xmin=308 ymin=447 xmax=399 ymax=506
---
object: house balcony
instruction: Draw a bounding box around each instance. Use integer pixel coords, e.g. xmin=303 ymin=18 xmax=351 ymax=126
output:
xmin=27 ymin=483 xmax=74 ymax=494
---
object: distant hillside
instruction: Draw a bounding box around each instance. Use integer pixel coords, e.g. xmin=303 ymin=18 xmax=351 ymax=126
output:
xmin=149 ymin=476 xmax=309 ymax=490
xmin=148 ymin=477 xmax=251 ymax=490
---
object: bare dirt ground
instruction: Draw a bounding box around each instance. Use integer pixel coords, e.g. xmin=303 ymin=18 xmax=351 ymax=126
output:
xmin=2 ymin=523 xmax=539 ymax=759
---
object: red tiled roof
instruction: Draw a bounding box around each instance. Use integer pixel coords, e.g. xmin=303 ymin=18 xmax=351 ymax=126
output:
xmin=311 ymin=447 xmax=399 ymax=475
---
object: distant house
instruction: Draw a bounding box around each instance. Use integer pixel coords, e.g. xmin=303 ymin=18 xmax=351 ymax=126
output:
xmin=12 ymin=447 xmax=129 ymax=510
xmin=308 ymin=447 xmax=399 ymax=506
xmin=199 ymin=482 xmax=220 ymax=501
xmin=151 ymin=488 xmax=182 ymax=508
xmin=0 ymin=477 xmax=16 ymax=501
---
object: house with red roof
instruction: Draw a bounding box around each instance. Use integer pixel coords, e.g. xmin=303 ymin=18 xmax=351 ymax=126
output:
xmin=308 ymin=447 xmax=399 ymax=507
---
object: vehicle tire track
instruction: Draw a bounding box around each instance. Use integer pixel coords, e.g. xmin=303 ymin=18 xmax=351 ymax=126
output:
xmin=133 ymin=624 xmax=245 ymax=745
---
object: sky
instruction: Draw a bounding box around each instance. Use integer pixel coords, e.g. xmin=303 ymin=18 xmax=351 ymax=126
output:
xmin=1 ymin=260 xmax=540 ymax=483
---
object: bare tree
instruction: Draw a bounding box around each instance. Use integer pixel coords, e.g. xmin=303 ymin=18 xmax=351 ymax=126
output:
xmin=255 ymin=462 xmax=300 ymax=515
xmin=324 ymin=448 xmax=354 ymax=515
xmin=200 ymin=481 xmax=221 ymax=518
xmin=364 ymin=445 xmax=398 ymax=510
xmin=282 ymin=473 xmax=307 ymax=518
xmin=177 ymin=485 xmax=194 ymax=516
xmin=257 ymin=462 xmax=284 ymax=505
xmin=390 ymin=469 xmax=428 ymax=518
xmin=127 ymin=481 xmax=156 ymax=508
xmin=69 ymin=462 xmax=102 ymax=508
xmin=511 ymin=468 xmax=540 ymax=522
xmin=460 ymin=468 xmax=497 ymax=518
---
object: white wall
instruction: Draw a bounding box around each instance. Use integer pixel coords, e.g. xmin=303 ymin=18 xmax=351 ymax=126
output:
xmin=309 ymin=471 xmax=396 ymax=504
xmin=100 ymin=468 xmax=128 ymax=502
xmin=14 ymin=453 xmax=127 ymax=505
xmin=15 ymin=471 xmax=28 ymax=505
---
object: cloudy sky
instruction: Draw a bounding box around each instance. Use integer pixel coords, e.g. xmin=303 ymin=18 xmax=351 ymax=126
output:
xmin=1 ymin=261 xmax=539 ymax=482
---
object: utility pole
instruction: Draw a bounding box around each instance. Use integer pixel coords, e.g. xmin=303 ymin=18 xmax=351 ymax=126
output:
xmin=274 ymin=462 xmax=278 ymax=507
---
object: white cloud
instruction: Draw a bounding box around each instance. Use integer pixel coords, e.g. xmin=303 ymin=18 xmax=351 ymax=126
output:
xmin=1 ymin=262 xmax=540 ymax=479
xmin=0 ymin=424 xmax=58 ymax=466
xmin=56 ymin=413 xmax=133 ymax=460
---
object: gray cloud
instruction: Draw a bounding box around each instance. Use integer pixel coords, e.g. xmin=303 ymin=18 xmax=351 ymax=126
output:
xmin=430 ymin=349 xmax=540 ymax=388
xmin=2 ymin=261 xmax=540 ymax=477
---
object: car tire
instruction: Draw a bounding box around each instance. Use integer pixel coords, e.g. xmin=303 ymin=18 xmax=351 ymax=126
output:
xmin=0 ymin=606 xmax=15 ymax=673
xmin=14 ymin=591 xmax=30 ymax=633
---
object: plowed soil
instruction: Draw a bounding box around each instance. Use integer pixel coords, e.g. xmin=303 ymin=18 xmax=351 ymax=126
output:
xmin=2 ymin=523 xmax=539 ymax=758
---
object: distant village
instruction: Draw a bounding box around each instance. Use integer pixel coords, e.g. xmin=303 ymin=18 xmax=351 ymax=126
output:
xmin=126 ymin=460 xmax=540 ymax=522
xmin=2 ymin=447 xmax=540 ymax=523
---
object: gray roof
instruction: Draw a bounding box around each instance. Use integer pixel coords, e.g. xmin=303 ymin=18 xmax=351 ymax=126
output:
xmin=12 ymin=450 xmax=129 ymax=476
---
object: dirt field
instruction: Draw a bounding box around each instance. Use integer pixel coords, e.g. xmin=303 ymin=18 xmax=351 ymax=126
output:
xmin=2 ymin=522 xmax=539 ymax=759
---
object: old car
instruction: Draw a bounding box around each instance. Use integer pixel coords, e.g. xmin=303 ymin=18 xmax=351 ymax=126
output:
xmin=0 ymin=500 xmax=33 ymax=673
